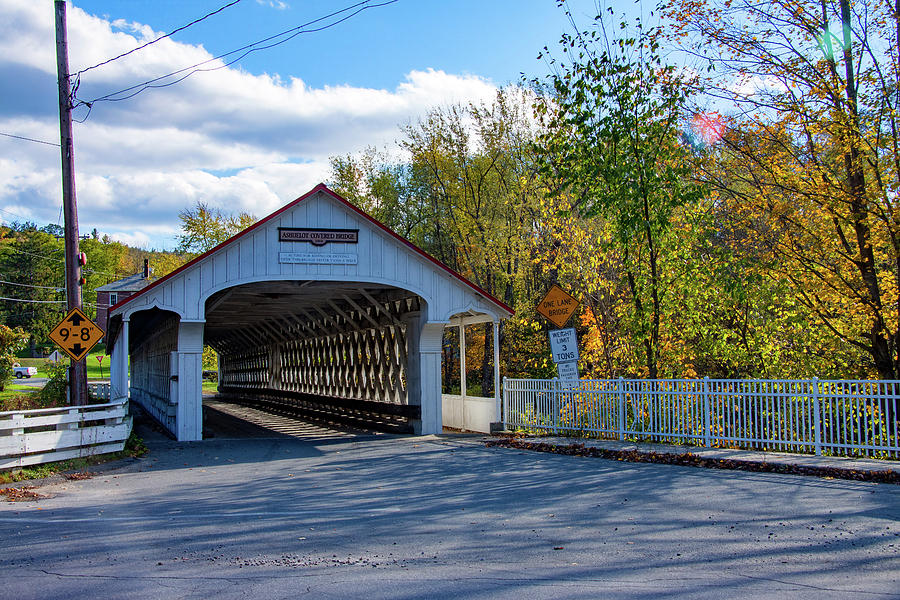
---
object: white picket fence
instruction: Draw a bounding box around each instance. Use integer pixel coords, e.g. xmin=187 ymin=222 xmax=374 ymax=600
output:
xmin=503 ymin=378 xmax=900 ymax=458
xmin=88 ymin=382 xmax=111 ymax=401
xmin=0 ymin=399 xmax=132 ymax=469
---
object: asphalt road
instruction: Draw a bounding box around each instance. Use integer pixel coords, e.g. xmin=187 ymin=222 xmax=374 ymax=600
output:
xmin=1 ymin=429 xmax=898 ymax=599
xmin=12 ymin=376 xmax=49 ymax=388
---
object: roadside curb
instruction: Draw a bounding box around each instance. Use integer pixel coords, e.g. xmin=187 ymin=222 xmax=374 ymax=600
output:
xmin=486 ymin=436 xmax=900 ymax=485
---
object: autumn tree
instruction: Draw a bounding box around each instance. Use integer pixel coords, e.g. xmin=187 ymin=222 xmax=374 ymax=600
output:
xmin=665 ymin=0 xmax=900 ymax=381
xmin=534 ymin=7 xmax=705 ymax=378
xmin=330 ymin=88 xmax=549 ymax=387
xmin=0 ymin=224 xmax=66 ymax=353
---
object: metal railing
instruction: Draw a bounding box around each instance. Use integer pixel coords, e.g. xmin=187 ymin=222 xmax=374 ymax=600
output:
xmin=503 ymin=378 xmax=900 ymax=458
xmin=0 ymin=399 xmax=132 ymax=469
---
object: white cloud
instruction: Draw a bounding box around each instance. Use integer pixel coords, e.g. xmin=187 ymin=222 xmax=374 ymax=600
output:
xmin=728 ymin=73 xmax=788 ymax=97
xmin=0 ymin=0 xmax=499 ymax=249
xmin=107 ymin=230 xmax=153 ymax=249
xmin=256 ymin=0 xmax=290 ymax=9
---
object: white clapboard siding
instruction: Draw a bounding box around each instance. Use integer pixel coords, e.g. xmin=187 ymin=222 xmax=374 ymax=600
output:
xmin=0 ymin=400 xmax=132 ymax=469
xmin=441 ymin=394 xmax=496 ymax=433
xmin=114 ymin=187 xmax=508 ymax=325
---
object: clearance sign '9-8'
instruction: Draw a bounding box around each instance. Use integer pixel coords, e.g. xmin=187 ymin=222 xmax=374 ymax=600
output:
xmin=49 ymin=307 xmax=104 ymax=361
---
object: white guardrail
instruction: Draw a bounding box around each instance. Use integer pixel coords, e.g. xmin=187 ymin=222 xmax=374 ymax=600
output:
xmin=0 ymin=398 xmax=132 ymax=469
xmin=503 ymin=378 xmax=900 ymax=459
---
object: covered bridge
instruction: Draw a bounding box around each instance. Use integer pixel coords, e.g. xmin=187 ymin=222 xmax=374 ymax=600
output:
xmin=106 ymin=184 xmax=513 ymax=440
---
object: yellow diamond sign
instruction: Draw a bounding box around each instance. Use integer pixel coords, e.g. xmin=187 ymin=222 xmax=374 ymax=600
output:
xmin=49 ymin=307 xmax=104 ymax=361
xmin=537 ymin=285 xmax=580 ymax=328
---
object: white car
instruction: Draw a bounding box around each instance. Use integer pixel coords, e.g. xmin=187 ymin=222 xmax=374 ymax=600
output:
xmin=13 ymin=365 xmax=37 ymax=379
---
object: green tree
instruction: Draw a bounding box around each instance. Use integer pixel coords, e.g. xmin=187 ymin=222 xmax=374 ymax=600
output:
xmin=534 ymin=7 xmax=704 ymax=378
xmin=330 ymin=88 xmax=549 ymax=385
xmin=0 ymin=224 xmax=66 ymax=354
xmin=80 ymin=236 xmax=130 ymax=321
xmin=0 ymin=324 xmax=28 ymax=391
xmin=176 ymin=202 xmax=256 ymax=254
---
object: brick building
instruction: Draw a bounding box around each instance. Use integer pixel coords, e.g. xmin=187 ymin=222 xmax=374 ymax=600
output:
xmin=96 ymin=260 xmax=154 ymax=336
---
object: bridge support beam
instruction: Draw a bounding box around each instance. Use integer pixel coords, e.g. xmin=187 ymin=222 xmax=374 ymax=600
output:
xmin=175 ymin=321 xmax=204 ymax=441
xmin=405 ymin=312 xmax=444 ymax=435
xmin=110 ymin=318 xmax=129 ymax=400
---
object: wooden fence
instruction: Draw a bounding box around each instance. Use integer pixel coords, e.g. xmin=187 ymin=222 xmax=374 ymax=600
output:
xmin=0 ymin=399 xmax=132 ymax=469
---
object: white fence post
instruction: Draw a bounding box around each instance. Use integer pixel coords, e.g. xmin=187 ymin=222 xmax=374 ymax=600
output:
xmin=0 ymin=400 xmax=132 ymax=469
xmin=812 ymin=377 xmax=822 ymax=456
xmin=703 ymin=376 xmax=711 ymax=448
xmin=552 ymin=378 xmax=559 ymax=434
xmin=502 ymin=376 xmax=508 ymax=429
xmin=617 ymin=377 xmax=625 ymax=441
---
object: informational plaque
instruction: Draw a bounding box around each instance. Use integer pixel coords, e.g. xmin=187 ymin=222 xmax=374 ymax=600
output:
xmin=556 ymin=360 xmax=579 ymax=381
xmin=278 ymin=252 xmax=358 ymax=265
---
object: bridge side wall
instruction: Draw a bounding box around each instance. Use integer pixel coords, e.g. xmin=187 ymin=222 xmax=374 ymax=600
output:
xmin=129 ymin=313 xmax=179 ymax=434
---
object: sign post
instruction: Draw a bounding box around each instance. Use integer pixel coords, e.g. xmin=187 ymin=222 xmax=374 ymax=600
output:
xmin=536 ymin=286 xmax=582 ymax=386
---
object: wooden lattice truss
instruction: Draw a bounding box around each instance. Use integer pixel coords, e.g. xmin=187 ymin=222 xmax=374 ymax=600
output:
xmin=128 ymin=309 xmax=179 ymax=404
xmin=208 ymin=282 xmax=421 ymax=404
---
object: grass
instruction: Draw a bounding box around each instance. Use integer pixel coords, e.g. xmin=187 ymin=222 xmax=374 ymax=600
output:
xmin=15 ymin=357 xmax=51 ymax=370
xmin=85 ymin=352 xmax=112 ymax=380
xmin=12 ymin=352 xmax=113 ymax=381
xmin=13 ymin=343 xmax=111 ymax=380
xmin=202 ymin=380 xmax=219 ymax=394
xmin=0 ymin=385 xmax=39 ymax=409
xmin=0 ymin=432 xmax=148 ymax=485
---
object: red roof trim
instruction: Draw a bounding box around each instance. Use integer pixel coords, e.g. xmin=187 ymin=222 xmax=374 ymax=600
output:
xmin=111 ymin=184 xmax=514 ymax=317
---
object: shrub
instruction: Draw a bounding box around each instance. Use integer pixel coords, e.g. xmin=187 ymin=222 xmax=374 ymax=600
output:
xmin=36 ymin=361 xmax=69 ymax=407
xmin=0 ymin=325 xmax=28 ymax=392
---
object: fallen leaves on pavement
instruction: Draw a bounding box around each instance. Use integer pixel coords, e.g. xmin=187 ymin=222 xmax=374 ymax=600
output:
xmin=0 ymin=486 xmax=48 ymax=502
xmin=485 ymin=438 xmax=900 ymax=485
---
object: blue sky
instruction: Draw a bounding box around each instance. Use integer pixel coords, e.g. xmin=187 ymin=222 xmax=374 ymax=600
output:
xmin=0 ymin=0 xmax=614 ymax=250
xmin=72 ymin=0 xmax=606 ymax=89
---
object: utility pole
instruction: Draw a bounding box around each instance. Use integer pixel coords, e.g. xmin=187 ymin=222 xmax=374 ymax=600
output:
xmin=55 ymin=0 xmax=87 ymax=406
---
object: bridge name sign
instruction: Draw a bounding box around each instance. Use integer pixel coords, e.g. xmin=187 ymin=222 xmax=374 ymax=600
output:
xmin=278 ymin=228 xmax=358 ymax=246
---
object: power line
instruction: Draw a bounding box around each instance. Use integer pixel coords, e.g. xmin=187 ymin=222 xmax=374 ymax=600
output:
xmin=75 ymin=0 xmax=245 ymax=76
xmin=0 ymin=280 xmax=64 ymax=291
xmin=0 ymin=132 xmax=60 ymax=147
xmin=78 ymin=0 xmax=399 ymax=107
xmin=0 ymin=296 xmax=67 ymax=304
xmin=3 ymin=247 xmax=65 ymax=264
xmin=0 ymin=207 xmax=40 ymax=224
xmin=0 ymin=247 xmax=120 ymax=278
xmin=0 ymin=297 xmax=97 ymax=306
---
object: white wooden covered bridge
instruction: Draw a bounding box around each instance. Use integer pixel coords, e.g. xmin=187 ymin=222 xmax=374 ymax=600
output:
xmin=106 ymin=184 xmax=513 ymax=440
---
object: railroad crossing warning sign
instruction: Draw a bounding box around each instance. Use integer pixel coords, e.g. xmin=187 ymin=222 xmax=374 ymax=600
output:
xmin=537 ymin=285 xmax=580 ymax=328
xmin=49 ymin=307 xmax=103 ymax=361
